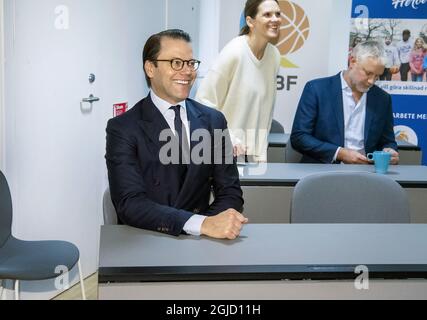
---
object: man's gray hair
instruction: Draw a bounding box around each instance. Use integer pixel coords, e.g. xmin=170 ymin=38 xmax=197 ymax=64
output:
xmin=351 ymin=40 xmax=387 ymax=65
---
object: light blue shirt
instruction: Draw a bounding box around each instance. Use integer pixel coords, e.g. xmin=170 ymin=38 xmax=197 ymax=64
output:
xmin=333 ymin=72 xmax=367 ymax=162
xmin=150 ymin=90 xmax=206 ymax=236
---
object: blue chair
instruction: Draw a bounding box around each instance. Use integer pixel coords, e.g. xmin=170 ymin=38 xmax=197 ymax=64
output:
xmin=0 ymin=171 xmax=86 ymax=300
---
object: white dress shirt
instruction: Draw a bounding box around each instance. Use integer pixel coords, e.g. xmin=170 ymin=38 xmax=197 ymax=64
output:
xmin=333 ymin=72 xmax=367 ymax=161
xmin=150 ymin=90 xmax=206 ymax=236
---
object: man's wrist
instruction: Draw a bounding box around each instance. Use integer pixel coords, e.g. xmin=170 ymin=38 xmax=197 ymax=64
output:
xmin=183 ymin=214 xmax=207 ymax=236
xmin=333 ymin=147 xmax=342 ymax=163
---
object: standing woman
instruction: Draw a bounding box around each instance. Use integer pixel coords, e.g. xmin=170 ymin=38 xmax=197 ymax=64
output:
xmin=196 ymin=0 xmax=282 ymax=162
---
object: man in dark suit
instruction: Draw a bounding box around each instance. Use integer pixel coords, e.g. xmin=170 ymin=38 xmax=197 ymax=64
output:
xmin=291 ymin=40 xmax=399 ymax=164
xmin=106 ymin=29 xmax=247 ymax=239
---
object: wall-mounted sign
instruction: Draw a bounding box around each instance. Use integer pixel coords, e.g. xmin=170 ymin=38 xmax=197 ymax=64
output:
xmin=113 ymin=102 xmax=128 ymax=117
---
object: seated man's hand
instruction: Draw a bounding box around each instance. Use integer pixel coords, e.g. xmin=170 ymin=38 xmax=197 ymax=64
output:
xmin=233 ymin=144 xmax=247 ymax=158
xmin=337 ymin=148 xmax=370 ymax=164
xmin=383 ymin=147 xmax=399 ymax=165
xmin=201 ymin=209 xmax=249 ymax=240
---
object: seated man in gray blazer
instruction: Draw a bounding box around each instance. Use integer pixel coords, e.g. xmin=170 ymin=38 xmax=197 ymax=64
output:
xmin=106 ymin=29 xmax=247 ymax=239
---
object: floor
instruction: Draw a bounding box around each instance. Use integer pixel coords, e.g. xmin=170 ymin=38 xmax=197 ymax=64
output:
xmin=53 ymin=272 xmax=98 ymax=300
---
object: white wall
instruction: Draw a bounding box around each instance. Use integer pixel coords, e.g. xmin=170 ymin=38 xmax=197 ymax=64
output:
xmin=168 ymin=0 xmax=200 ymax=57
xmin=197 ymin=0 xmax=245 ymax=77
xmin=0 ymin=0 xmax=4 ymax=171
xmin=168 ymin=0 xmax=201 ymax=98
xmin=198 ymin=0 xmax=220 ymax=77
xmin=328 ymin=0 xmax=353 ymax=75
xmin=218 ymin=0 xmax=246 ymax=50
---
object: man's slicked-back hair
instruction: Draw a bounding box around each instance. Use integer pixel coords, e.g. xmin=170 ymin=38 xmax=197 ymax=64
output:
xmin=143 ymin=29 xmax=192 ymax=87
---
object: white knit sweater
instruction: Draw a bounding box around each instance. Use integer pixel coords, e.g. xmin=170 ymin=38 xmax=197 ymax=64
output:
xmin=196 ymin=36 xmax=281 ymax=161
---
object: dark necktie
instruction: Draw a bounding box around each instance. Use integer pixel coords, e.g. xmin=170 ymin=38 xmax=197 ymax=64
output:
xmin=170 ymin=105 xmax=190 ymax=166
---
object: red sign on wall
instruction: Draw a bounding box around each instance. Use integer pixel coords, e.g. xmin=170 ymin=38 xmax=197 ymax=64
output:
xmin=113 ymin=102 xmax=128 ymax=117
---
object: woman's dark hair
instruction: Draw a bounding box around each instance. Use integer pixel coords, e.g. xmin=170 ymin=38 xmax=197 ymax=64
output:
xmin=143 ymin=29 xmax=191 ymax=87
xmin=239 ymin=0 xmax=279 ymax=36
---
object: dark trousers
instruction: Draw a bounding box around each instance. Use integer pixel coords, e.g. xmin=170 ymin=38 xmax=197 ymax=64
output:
xmin=400 ymin=63 xmax=410 ymax=81
xmin=380 ymin=68 xmax=392 ymax=81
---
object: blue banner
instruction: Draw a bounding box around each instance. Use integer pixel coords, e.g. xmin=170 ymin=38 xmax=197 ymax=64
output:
xmin=352 ymin=0 xmax=427 ymax=19
xmin=351 ymin=0 xmax=427 ymax=165
xmin=392 ymin=95 xmax=427 ymax=158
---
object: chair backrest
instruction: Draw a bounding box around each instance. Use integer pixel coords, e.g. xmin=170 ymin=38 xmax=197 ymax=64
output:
xmin=285 ymin=142 xmax=303 ymax=163
xmin=103 ymin=188 xmax=118 ymax=225
xmin=0 ymin=171 xmax=13 ymax=246
xmin=270 ymin=119 xmax=285 ymax=134
xmin=291 ymin=171 xmax=410 ymax=223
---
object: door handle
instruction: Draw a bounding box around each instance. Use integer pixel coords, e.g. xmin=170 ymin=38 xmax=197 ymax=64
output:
xmin=82 ymin=94 xmax=100 ymax=104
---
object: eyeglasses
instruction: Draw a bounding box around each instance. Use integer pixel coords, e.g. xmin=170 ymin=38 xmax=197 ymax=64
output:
xmin=153 ymin=58 xmax=201 ymax=71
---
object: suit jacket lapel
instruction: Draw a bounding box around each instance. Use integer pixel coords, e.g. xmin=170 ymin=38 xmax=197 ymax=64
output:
xmin=137 ymin=95 xmax=172 ymax=153
xmin=332 ymin=73 xmax=345 ymax=147
xmin=187 ymin=100 xmax=209 ymax=151
xmin=364 ymin=90 xmax=375 ymax=148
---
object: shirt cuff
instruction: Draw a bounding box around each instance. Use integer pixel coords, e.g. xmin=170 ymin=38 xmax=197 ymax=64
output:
xmin=333 ymin=147 xmax=341 ymax=163
xmin=183 ymin=214 xmax=207 ymax=236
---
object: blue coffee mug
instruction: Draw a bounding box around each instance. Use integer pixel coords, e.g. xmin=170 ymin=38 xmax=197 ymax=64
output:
xmin=367 ymin=151 xmax=391 ymax=174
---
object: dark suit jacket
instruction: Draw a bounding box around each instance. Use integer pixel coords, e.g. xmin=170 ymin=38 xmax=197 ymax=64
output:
xmin=105 ymin=94 xmax=243 ymax=236
xmin=290 ymin=73 xmax=397 ymax=163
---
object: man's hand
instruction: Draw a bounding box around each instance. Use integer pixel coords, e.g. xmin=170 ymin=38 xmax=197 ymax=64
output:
xmin=383 ymin=148 xmax=399 ymax=165
xmin=233 ymin=144 xmax=247 ymax=158
xmin=337 ymin=148 xmax=370 ymax=164
xmin=201 ymin=209 xmax=249 ymax=240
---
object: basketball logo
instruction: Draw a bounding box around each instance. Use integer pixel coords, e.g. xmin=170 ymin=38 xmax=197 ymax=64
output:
xmin=277 ymin=0 xmax=310 ymax=68
xmin=394 ymin=126 xmax=418 ymax=146
xmin=239 ymin=1 xmax=310 ymax=68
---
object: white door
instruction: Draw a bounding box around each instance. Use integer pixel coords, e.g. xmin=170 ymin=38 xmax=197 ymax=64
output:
xmin=3 ymin=0 xmax=169 ymax=299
